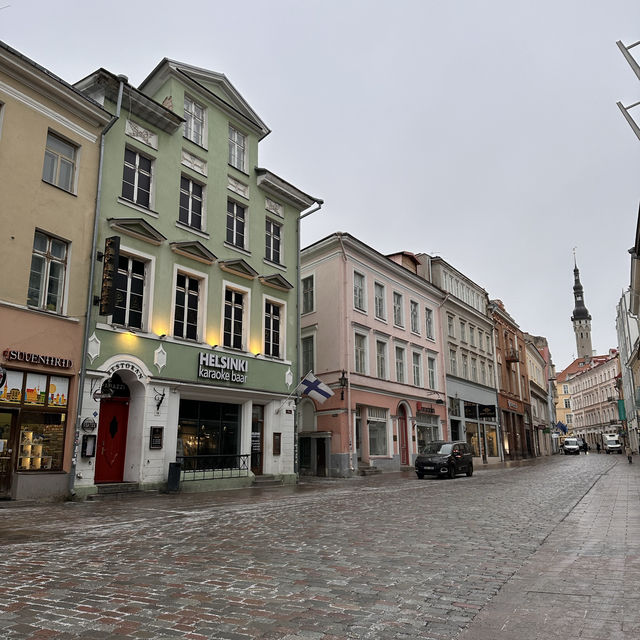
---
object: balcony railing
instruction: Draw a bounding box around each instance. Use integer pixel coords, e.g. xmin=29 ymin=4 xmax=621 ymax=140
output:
xmin=177 ymin=454 xmax=249 ymax=481
xmin=505 ymin=348 xmax=520 ymax=362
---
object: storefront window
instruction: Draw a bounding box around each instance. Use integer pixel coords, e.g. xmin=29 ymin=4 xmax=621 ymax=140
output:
xmin=178 ymin=400 xmax=240 ymax=458
xmin=18 ymin=412 xmax=65 ymax=471
xmin=485 ymin=425 xmax=498 ymax=457
xmin=416 ymin=422 xmax=439 ymax=453
xmin=369 ymin=420 xmax=387 ymax=455
xmin=0 ymin=370 xmax=24 ymax=404
xmin=466 ymin=422 xmax=480 ymax=456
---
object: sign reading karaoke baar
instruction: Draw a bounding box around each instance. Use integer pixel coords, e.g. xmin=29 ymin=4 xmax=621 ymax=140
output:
xmin=198 ymin=352 xmax=248 ymax=384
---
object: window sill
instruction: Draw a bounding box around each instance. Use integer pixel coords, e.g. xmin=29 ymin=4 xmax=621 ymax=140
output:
xmin=262 ymin=257 xmax=286 ymax=271
xmin=42 ymin=179 xmax=77 ymax=197
xmin=175 ymin=221 xmax=210 ymax=239
xmin=223 ymin=242 xmax=251 ymax=257
xmin=183 ymin=136 xmax=208 ymax=152
xmin=117 ymin=197 xmax=159 ymax=218
xmin=0 ymin=300 xmax=79 ymax=323
xmin=228 ymin=163 xmax=249 ymax=177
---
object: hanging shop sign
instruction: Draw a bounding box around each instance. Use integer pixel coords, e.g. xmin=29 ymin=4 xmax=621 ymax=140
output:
xmin=2 ymin=349 xmax=72 ymax=369
xmin=197 ymin=352 xmax=248 ymax=384
xmin=99 ymin=235 xmax=120 ymax=316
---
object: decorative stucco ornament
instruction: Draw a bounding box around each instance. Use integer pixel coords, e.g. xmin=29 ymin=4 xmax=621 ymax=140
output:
xmin=154 ymin=345 xmax=167 ymax=373
xmin=87 ymin=333 xmax=101 ymax=363
xmin=285 ymin=368 xmax=293 ymax=389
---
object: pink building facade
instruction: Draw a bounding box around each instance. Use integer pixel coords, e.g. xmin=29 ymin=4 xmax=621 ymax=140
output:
xmin=299 ymin=233 xmax=447 ymax=476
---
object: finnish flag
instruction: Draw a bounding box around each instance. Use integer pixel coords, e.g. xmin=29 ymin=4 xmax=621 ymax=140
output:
xmin=300 ymin=372 xmax=334 ymax=403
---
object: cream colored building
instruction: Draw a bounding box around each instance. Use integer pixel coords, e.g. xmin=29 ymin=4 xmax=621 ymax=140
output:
xmin=0 ymin=41 xmax=110 ymax=500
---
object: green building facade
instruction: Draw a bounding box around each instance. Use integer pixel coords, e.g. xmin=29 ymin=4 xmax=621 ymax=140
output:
xmin=73 ymin=60 xmax=319 ymax=497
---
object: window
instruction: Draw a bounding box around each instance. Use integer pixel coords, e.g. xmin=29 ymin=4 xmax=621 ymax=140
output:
xmin=353 ymin=272 xmax=366 ymax=311
xmin=449 ymin=348 xmax=457 ymax=376
xmin=264 ymin=300 xmax=282 ymax=358
xmin=368 ymin=407 xmax=388 ymax=456
xmin=460 ymin=321 xmax=466 ymax=342
xmin=425 ymin=307 xmax=434 ymax=339
xmin=113 ymin=254 xmax=146 ymax=329
xmin=469 ymin=326 xmax=476 ymax=347
xmin=184 ymin=97 xmax=205 ymax=146
xmin=488 ymin=363 xmax=494 ymax=386
xmin=354 ymin=333 xmax=367 ymax=374
xmin=562 ymin=384 xmax=569 ymax=394
xmin=410 ymin=301 xmax=419 ymax=333
xmin=228 ymin=125 xmax=246 ymax=171
xmin=226 ymin=200 xmax=246 ymax=248
xmin=412 ymin=352 xmax=422 ymax=387
xmin=179 ymin=176 xmax=203 ymax=230
xmin=486 ymin=334 xmax=492 ymax=352
xmin=480 ymin=362 xmax=487 ymax=385
xmin=462 ymin=354 xmax=469 ymax=378
xmin=224 ymin=288 xmax=245 ymax=349
xmin=122 ymin=148 xmax=152 ymax=208
xmin=42 ymin=133 xmax=76 ymax=192
xmin=447 ymin=315 xmax=455 ymax=337
xmin=393 ymin=292 xmax=403 ymax=326
xmin=566 ymin=414 xmax=573 ymax=424
xmin=564 ymin=398 xmax=571 ymax=409
xmin=376 ymin=341 xmax=387 ymax=379
xmin=301 ymin=276 xmax=314 ymax=314
xmin=374 ymin=282 xmax=386 ymax=319
xmin=471 ymin=357 xmax=477 ymax=382
xmin=477 ymin=330 xmax=483 ymax=350
xmin=302 ymin=335 xmax=314 ymax=374
xmin=395 ymin=346 xmax=405 ymax=383
xmin=265 ymin=219 xmax=282 ymax=264
xmin=173 ymin=273 xmax=200 ymax=340
xmin=427 ymin=356 xmax=436 ymax=389
xmin=27 ymin=231 xmax=67 ymax=313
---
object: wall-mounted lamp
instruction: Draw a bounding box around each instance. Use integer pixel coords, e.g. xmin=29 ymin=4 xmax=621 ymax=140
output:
xmin=211 ymin=344 xmax=218 ymax=349
xmin=158 ymin=334 xmax=166 ymax=340
xmin=339 ymin=370 xmax=348 ymax=400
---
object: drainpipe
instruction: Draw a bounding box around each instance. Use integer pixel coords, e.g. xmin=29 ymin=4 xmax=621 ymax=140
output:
xmin=295 ymin=199 xmax=323 ymax=475
xmin=69 ymin=75 xmax=127 ymax=496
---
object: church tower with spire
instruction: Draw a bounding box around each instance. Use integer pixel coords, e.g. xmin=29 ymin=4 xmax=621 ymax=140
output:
xmin=571 ymin=254 xmax=593 ymax=358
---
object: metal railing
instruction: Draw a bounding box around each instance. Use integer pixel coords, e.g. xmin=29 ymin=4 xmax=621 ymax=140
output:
xmin=176 ymin=454 xmax=249 ymax=481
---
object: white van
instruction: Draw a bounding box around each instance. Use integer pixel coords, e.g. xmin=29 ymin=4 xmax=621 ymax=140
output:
xmin=562 ymin=437 xmax=581 ymax=455
xmin=603 ymin=434 xmax=622 ymax=454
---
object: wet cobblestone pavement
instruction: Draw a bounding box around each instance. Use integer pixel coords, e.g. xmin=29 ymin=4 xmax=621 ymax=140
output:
xmin=0 ymin=454 xmax=636 ymax=639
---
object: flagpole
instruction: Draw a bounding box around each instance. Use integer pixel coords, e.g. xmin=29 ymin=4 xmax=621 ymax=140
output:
xmin=275 ymin=370 xmax=314 ymax=414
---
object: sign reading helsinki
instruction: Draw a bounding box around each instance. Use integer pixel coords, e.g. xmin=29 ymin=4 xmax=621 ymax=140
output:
xmin=197 ymin=352 xmax=247 ymax=383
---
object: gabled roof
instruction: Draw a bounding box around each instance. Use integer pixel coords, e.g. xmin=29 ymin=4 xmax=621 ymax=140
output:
xmin=138 ymin=58 xmax=270 ymax=139
xmin=255 ymin=168 xmax=318 ymax=211
xmin=259 ymin=274 xmax=294 ymax=291
xmin=170 ymin=241 xmax=216 ymax=265
xmin=106 ymin=218 xmax=166 ymax=245
xmin=218 ymin=258 xmax=259 ymax=280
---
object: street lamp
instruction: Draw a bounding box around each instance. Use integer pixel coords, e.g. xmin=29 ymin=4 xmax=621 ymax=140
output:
xmin=339 ymin=370 xmax=348 ymax=400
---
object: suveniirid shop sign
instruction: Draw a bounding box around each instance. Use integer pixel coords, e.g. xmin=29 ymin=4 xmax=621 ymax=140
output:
xmin=198 ymin=352 xmax=247 ymax=383
xmin=3 ymin=349 xmax=72 ymax=369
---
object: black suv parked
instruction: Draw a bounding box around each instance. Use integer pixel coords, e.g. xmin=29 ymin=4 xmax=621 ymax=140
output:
xmin=415 ymin=441 xmax=474 ymax=479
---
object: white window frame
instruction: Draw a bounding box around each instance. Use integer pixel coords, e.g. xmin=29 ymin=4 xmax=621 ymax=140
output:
xmin=376 ymin=340 xmax=388 ymax=380
xmin=301 ymin=275 xmax=315 ymax=314
xmin=412 ymin=352 xmax=422 ymax=387
xmin=265 ymin=217 xmax=282 ymax=264
xmin=170 ymin=264 xmax=207 ymax=342
xmin=460 ymin=321 xmax=467 ymax=343
xmin=27 ymin=230 xmax=69 ymax=314
xmin=184 ymin=96 xmax=206 ymax=147
xmin=229 ymin=125 xmax=247 ymax=172
xmin=354 ymin=331 xmax=368 ymax=374
xmin=263 ymin=293 xmax=287 ymax=360
xmin=122 ymin=146 xmax=154 ymax=209
xmin=222 ymin=280 xmax=251 ymax=350
xmin=449 ymin=348 xmax=457 ymax=376
xmin=179 ymin=175 xmax=205 ymax=231
xmin=462 ymin=353 xmax=469 ymax=378
xmin=353 ymin=271 xmax=366 ymax=311
xmin=427 ymin=355 xmax=436 ymax=389
xmin=374 ymin=282 xmax=386 ymax=320
xmin=425 ymin=307 xmax=434 ymax=339
xmin=393 ymin=292 xmax=404 ymax=327
xmin=42 ymin=131 xmax=78 ymax=193
xmin=301 ymin=333 xmax=316 ymax=376
xmin=395 ymin=345 xmax=406 ymax=383
xmin=410 ymin=300 xmax=420 ymax=334
xmin=226 ymin=199 xmax=247 ymax=249
xmin=447 ymin=315 xmax=455 ymax=338
xmin=110 ymin=246 xmax=155 ymax=332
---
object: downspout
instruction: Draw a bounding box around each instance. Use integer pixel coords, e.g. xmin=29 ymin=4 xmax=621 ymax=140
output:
xmin=295 ymin=198 xmax=323 ymax=475
xmin=69 ymin=76 xmax=126 ymax=496
xmin=336 ymin=233 xmax=353 ymax=473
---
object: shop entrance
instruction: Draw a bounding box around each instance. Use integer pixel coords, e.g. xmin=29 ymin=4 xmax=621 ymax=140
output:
xmin=399 ymin=405 xmax=409 ymax=466
xmin=95 ymin=375 xmax=130 ymax=484
xmin=0 ymin=410 xmax=16 ymax=497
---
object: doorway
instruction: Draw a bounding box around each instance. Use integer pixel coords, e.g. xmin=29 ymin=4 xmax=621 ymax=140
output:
xmin=399 ymin=405 xmax=409 ymax=466
xmin=251 ymin=405 xmax=264 ymax=475
xmin=0 ymin=410 xmax=16 ymax=497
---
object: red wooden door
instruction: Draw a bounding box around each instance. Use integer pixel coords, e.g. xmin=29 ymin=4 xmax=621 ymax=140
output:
xmin=399 ymin=407 xmax=409 ymax=466
xmin=94 ymin=398 xmax=129 ymax=483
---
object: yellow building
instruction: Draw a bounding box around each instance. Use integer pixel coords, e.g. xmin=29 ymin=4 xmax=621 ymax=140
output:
xmin=0 ymin=41 xmax=110 ymax=500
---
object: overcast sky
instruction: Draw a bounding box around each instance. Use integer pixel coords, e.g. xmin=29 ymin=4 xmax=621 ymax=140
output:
xmin=4 ymin=1 xmax=639 ymax=371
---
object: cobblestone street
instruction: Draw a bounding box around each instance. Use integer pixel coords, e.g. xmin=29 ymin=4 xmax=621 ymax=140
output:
xmin=1 ymin=454 xmax=638 ymax=639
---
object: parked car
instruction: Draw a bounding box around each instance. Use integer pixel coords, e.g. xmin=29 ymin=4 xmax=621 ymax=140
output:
xmin=562 ymin=437 xmax=581 ymax=455
xmin=415 ymin=441 xmax=473 ymax=479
